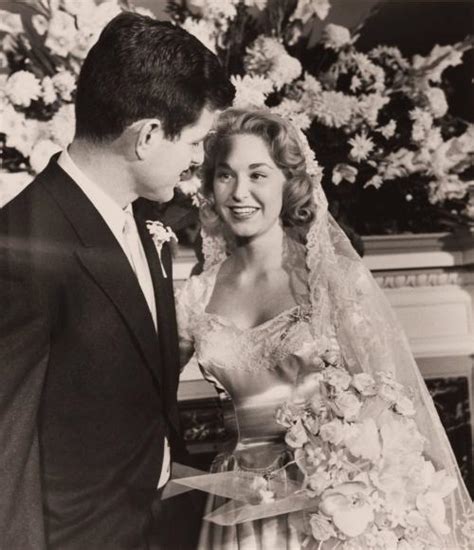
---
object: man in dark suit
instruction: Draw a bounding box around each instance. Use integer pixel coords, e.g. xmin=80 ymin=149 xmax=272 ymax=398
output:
xmin=0 ymin=13 xmax=234 ymax=550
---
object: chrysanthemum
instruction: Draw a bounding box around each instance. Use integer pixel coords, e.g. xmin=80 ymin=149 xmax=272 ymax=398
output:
xmin=5 ymin=71 xmax=42 ymax=107
xmin=231 ymin=74 xmax=272 ymax=108
xmin=313 ymin=91 xmax=354 ymax=128
xmin=348 ymin=132 xmax=375 ymax=162
xmin=244 ymin=37 xmax=302 ymax=90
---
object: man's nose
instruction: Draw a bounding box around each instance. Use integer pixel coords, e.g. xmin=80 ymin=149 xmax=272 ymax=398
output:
xmin=191 ymin=142 xmax=204 ymax=166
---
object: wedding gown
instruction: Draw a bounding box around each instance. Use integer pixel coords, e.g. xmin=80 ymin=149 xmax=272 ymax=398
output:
xmin=176 ymin=259 xmax=320 ymax=550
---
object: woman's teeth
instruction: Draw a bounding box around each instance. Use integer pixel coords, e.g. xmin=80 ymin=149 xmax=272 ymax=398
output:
xmin=229 ymin=207 xmax=259 ymax=218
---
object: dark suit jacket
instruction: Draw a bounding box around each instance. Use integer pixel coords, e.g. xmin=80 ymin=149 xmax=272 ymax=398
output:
xmin=0 ymin=156 xmax=181 ymax=549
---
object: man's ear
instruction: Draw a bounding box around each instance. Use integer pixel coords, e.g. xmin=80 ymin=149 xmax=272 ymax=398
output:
xmin=135 ymin=119 xmax=163 ymax=160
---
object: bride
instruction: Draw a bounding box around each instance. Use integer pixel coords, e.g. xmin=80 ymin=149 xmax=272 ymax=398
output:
xmin=175 ymin=109 xmax=472 ymax=549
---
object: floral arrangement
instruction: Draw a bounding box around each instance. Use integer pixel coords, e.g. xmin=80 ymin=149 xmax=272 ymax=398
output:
xmin=271 ymin=345 xmax=473 ymax=549
xmin=0 ymin=0 xmax=152 ymax=207
xmin=167 ymin=0 xmax=474 ymax=235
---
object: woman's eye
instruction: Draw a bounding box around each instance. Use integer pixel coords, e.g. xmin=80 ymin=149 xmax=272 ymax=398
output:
xmin=251 ymin=172 xmax=267 ymax=181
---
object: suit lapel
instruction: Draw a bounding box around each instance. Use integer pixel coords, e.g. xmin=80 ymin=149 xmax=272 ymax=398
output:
xmin=135 ymin=209 xmax=181 ymax=429
xmin=40 ymin=158 xmax=162 ymax=386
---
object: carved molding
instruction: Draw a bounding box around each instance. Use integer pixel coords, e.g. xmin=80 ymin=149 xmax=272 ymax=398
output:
xmin=375 ymin=270 xmax=474 ymax=289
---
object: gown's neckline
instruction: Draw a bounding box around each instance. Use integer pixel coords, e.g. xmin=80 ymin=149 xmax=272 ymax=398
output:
xmin=202 ymin=260 xmax=303 ymax=332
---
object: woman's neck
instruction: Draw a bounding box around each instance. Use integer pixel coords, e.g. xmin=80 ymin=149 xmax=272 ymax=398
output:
xmin=231 ymin=223 xmax=285 ymax=274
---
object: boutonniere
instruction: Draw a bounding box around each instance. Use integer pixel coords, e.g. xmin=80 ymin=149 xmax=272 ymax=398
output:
xmin=146 ymin=220 xmax=178 ymax=279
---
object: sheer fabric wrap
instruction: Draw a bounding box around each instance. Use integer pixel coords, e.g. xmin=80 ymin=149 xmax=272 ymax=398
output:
xmin=172 ymin=179 xmax=472 ymax=546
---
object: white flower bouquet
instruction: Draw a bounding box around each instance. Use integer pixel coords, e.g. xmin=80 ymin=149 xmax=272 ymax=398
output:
xmin=273 ymin=346 xmax=471 ymax=549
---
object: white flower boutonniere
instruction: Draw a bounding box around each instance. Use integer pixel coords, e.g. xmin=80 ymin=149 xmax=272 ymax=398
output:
xmin=146 ymin=220 xmax=178 ymax=279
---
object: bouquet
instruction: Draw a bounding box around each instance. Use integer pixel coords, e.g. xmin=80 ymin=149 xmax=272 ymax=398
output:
xmin=271 ymin=345 xmax=472 ymax=549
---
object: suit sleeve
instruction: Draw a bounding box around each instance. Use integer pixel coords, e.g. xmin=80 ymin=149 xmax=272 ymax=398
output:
xmin=0 ymin=229 xmax=49 ymax=549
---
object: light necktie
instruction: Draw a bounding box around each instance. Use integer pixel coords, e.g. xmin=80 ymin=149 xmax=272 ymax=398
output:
xmin=122 ymin=209 xmax=157 ymax=331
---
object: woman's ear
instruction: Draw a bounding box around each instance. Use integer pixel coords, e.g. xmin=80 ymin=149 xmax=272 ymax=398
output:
xmin=135 ymin=118 xmax=163 ymax=160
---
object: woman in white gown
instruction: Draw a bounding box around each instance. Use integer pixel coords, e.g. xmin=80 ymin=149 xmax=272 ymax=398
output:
xmin=175 ymin=109 xmax=472 ymax=550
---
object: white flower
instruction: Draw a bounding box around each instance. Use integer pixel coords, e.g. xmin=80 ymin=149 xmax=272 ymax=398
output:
xmin=352 ymin=373 xmax=377 ymax=396
xmin=320 ymin=482 xmax=374 ymax=538
xmin=146 ymin=220 xmax=178 ymax=278
xmin=231 ymin=74 xmax=272 ymax=108
xmin=378 ymin=119 xmax=396 ymax=139
xmin=0 ymin=10 xmax=23 ymax=34
xmin=332 ymin=163 xmax=358 ymax=186
xmin=181 ymin=18 xmax=217 ymax=53
xmin=322 ymin=24 xmax=352 ymax=50
xmin=243 ymin=0 xmax=267 ymax=9
xmin=349 ymin=132 xmax=375 ymax=162
xmin=307 ymin=470 xmax=332 ymax=496
xmin=271 ymin=99 xmax=312 ymax=130
xmin=320 ymin=418 xmax=344 ymax=445
xmin=424 ymin=87 xmax=448 ymax=118
xmin=394 ymin=395 xmax=415 ymax=417
xmin=313 ymin=91 xmax=354 ymax=128
xmin=61 ymin=0 xmax=96 ymax=17
xmin=364 ymin=174 xmax=383 ymax=189
xmin=6 ymin=71 xmax=42 ymax=107
xmin=2 ymin=106 xmax=41 ymax=157
xmin=29 ymin=139 xmax=61 ymax=174
xmin=41 ymin=77 xmax=58 ymax=105
xmin=356 ymin=93 xmax=389 ymax=127
xmin=413 ymin=43 xmax=464 ymax=83
xmin=49 ymin=104 xmax=75 ymax=148
xmin=291 ymin=0 xmax=331 ymax=23
xmin=177 ymin=172 xmax=201 ymax=196
xmin=344 ymin=419 xmax=381 ymax=462
xmin=410 ymin=107 xmax=433 ymax=143
xmin=324 ymin=366 xmax=351 ymax=391
xmin=244 ymin=37 xmax=302 ymax=90
xmin=309 ymin=513 xmax=337 ymax=541
xmin=188 ymin=0 xmax=238 ymax=26
xmin=428 ymin=175 xmax=470 ymax=204
xmin=285 ymin=418 xmax=309 ymax=448
xmin=31 ymin=14 xmax=48 ymax=36
xmin=334 ymin=392 xmax=362 ymax=420
xmin=52 ymin=70 xmax=76 ymax=101
xmin=45 ymin=10 xmax=77 ymax=57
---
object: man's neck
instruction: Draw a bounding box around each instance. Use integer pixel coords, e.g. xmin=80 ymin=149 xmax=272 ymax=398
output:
xmin=68 ymin=140 xmax=137 ymax=209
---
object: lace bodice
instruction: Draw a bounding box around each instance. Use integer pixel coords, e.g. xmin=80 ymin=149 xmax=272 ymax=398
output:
xmin=176 ymin=263 xmax=319 ymax=467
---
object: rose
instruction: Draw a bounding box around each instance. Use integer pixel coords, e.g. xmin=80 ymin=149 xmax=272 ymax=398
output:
xmin=333 ymin=392 xmax=362 ymax=420
xmin=394 ymin=395 xmax=415 ymax=417
xmin=307 ymin=470 xmax=332 ymax=496
xmin=324 ymin=366 xmax=351 ymax=391
xmin=320 ymin=418 xmax=344 ymax=445
xmin=344 ymin=419 xmax=381 ymax=462
xmin=351 ymin=373 xmax=377 ymax=396
xmin=285 ymin=418 xmax=308 ymax=448
xmin=322 ymin=24 xmax=352 ymax=50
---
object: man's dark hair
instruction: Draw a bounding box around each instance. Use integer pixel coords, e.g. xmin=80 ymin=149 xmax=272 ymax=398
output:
xmin=75 ymin=12 xmax=235 ymax=142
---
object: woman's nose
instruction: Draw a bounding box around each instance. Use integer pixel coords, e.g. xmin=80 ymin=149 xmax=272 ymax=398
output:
xmin=232 ymin=177 xmax=250 ymax=201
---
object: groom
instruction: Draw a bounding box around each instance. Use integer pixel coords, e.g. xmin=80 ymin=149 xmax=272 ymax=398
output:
xmin=0 ymin=12 xmax=234 ymax=550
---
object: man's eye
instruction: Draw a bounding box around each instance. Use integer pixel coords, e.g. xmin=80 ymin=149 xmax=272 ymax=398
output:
xmin=216 ymin=172 xmax=232 ymax=181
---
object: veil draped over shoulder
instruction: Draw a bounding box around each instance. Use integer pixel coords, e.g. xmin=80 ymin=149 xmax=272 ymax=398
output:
xmin=172 ymin=143 xmax=473 ymax=548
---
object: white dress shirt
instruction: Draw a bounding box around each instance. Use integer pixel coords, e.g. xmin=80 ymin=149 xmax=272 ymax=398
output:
xmin=57 ymin=150 xmax=170 ymax=488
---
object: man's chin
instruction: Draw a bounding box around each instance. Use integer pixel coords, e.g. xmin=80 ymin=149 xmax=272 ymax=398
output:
xmin=149 ymin=186 xmax=175 ymax=204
